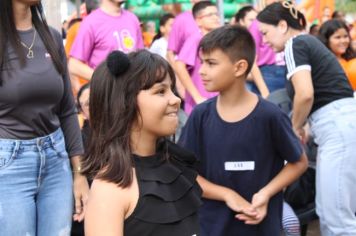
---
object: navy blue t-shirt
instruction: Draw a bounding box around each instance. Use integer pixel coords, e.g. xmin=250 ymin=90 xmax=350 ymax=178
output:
xmin=178 ymin=97 xmax=303 ymax=236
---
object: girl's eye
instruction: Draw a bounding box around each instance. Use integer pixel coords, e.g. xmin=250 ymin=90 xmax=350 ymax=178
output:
xmin=157 ymin=89 xmax=166 ymax=95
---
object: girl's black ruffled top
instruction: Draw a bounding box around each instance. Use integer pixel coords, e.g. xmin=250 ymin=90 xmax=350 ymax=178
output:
xmin=124 ymin=141 xmax=203 ymax=236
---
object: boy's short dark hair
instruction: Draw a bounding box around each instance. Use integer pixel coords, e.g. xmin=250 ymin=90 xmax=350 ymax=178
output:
xmin=199 ymin=25 xmax=256 ymax=75
xmin=192 ymin=1 xmax=215 ymax=19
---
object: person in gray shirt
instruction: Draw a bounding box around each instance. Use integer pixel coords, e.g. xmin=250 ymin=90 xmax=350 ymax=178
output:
xmin=0 ymin=1 xmax=89 ymax=235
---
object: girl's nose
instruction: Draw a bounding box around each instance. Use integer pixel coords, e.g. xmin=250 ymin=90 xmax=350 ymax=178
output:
xmin=169 ymin=90 xmax=181 ymax=107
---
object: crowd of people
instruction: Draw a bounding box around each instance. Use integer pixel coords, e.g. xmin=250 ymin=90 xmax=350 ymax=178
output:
xmin=1 ymin=0 xmax=356 ymax=236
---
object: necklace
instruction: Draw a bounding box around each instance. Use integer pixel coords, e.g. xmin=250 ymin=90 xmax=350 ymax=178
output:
xmin=20 ymin=30 xmax=36 ymax=59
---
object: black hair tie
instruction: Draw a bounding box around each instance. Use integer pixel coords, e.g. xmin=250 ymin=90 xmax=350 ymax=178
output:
xmin=107 ymin=50 xmax=130 ymax=77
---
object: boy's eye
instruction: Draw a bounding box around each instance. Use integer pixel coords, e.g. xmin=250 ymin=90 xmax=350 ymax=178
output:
xmin=207 ymin=61 xmax=216 ymax=66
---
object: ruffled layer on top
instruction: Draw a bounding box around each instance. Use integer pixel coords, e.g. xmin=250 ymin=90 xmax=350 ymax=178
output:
xmin=124 ymin=141 xmax=202 ymax=235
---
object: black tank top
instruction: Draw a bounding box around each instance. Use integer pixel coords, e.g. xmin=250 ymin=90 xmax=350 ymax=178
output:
xmin=123 ymin=141 xmax=202 ymax=236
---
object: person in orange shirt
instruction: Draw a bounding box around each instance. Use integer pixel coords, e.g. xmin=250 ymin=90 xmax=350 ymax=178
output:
xmin=142 ymin=21 xmax=156 ymax=48
xmin=65 ymin=0 xmax=99 ymax=96
xmin=319 ymin=19 xmax=356 ymax=90
xmin=65 ymin=18 xmax=82 ymax=57
xmin=65 ymin=18 xmax=87 ymax=95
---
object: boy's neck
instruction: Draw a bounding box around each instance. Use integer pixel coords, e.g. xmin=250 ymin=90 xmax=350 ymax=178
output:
xmin=218 ymin=82 xmax=250 ymax=106
xmin=217 ymin=82 xmax=259 ymax=123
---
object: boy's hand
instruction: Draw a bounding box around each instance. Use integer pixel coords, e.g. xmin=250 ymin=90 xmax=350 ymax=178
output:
xmin=236 ymin=191 xmax=269 ymax=225
xmin=224 ymin=191 xmax=257 ymax=218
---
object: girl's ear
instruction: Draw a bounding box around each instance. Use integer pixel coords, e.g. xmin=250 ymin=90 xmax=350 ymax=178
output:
xmin=159 ymin=25 xmax=165 ymax=35
xmin=233 ymin=59 xmax=248 ymax=78
xmin=278 ymin=20 xmax=288 ymax=34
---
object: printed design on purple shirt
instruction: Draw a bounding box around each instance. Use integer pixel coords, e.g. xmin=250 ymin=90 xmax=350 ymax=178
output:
xmin=113 ymin=29 xmax=136 ymax=53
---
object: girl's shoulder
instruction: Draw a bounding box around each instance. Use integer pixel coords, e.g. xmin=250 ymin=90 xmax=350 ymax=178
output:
xmin=89 ymin=171 xmax=139 ymax=219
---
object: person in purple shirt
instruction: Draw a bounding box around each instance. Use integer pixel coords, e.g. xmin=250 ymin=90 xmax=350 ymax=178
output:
xmin=166 ymin=0 xmax=201 ymax=98
xmin=233 ymin=6 xmax=270 ymax=98
xmin=248 ymin=17 xmax=287 ymax=95
xmin=68 ymin=0 xmax=144 ymax=81
xmin=166 ymin=0 xmax=201 ymax=67
xmin=174 ymin=1 xmax=220 ymax=115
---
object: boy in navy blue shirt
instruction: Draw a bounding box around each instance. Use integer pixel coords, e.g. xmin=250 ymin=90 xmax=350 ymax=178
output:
xmin=179 ymin=25 xmax=308 ymax=236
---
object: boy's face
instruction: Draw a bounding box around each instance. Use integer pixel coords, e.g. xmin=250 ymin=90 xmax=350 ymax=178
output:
xmin=196 ymin=6 xmax=221 ymax=33
xmin=199 ymin=49 xmax=243 ymax=92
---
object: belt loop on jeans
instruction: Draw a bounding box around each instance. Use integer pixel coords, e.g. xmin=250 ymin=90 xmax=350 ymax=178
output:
xmin=12 ymin=140 xmax=20 ymax=158
xmin=36 ymin=138 xmax=44 ymax=150
xmin=49 ymin=129 xmax=59 ymax=147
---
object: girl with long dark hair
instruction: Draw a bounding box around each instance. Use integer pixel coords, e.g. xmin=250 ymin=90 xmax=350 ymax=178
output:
xmin=0 ymin=1 xmax=89 ymax=235
xmin=83 ymin=50 xmax=258 ymax=235
xmin=257 ymin=2 xmax=356 ymax=235
xmin=319 ymin=19 xmax=356 ymax=90
xmin=149 ymin=13 xmax=175 ymax=59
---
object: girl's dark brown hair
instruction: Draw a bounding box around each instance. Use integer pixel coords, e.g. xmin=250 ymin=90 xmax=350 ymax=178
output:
xmin=82 ymin=50 xmax=176 ymax=187
xmin=257 ymin=1 xmax=306 ymax=31
xmin=318 ymin=19 xmax=356 ymax=61
xmin=0 ymin=1 xmax=65 ymax=85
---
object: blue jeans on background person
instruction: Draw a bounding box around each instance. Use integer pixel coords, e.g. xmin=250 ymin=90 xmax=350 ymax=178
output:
xmin=0 ymin=128 xmax=73 ymax=236
xmin=247 ymin=65 xmax=287 ymax=94
xmin=309 ymin=98 xmax=356 ymax=236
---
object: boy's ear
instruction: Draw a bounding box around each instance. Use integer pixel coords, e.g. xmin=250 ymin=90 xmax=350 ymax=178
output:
xmin=233 ymin=59 xmax=248 ymax=77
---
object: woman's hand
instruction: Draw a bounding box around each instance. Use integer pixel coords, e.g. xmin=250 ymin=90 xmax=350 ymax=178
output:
xmin=293 ymin=126 xmax=306 ymax=144
xmin=73 ymin=172 xmax=89 ymax=222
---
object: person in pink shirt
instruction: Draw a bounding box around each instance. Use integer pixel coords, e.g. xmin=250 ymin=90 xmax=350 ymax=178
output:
xmin=166 ymin=0 xmax=202 ymax=99
xmin=175 ymin=1 xmax=220 ymax=115
xmin=68 ymin=0 xmax=144 ymax=81
xmin=166 ymin=0 xmax=201 ymax=66
xmin=248 ymin=19 xmax=287 ymax=95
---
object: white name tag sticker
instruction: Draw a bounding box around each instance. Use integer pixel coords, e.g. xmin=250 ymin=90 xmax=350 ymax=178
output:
xmin=224 ymin=161 xmax=255 ymax=171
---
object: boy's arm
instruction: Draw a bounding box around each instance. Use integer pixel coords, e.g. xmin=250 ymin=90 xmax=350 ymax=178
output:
xmin=175 ymin=61 xmax=206 ymax=104
xmin=197 ymin=175 xmax=257 ymax=217
xmin=237 ymin=153 xmax=308 ymax=224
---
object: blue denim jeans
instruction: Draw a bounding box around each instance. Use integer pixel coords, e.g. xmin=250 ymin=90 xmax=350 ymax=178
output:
xmin=309 ymin=98 xmax=356 ymax=236
xmin=247 ymin=65 xmax=287 ymax=94
xmin=0 ymin=128 xmax=73 ymax=236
